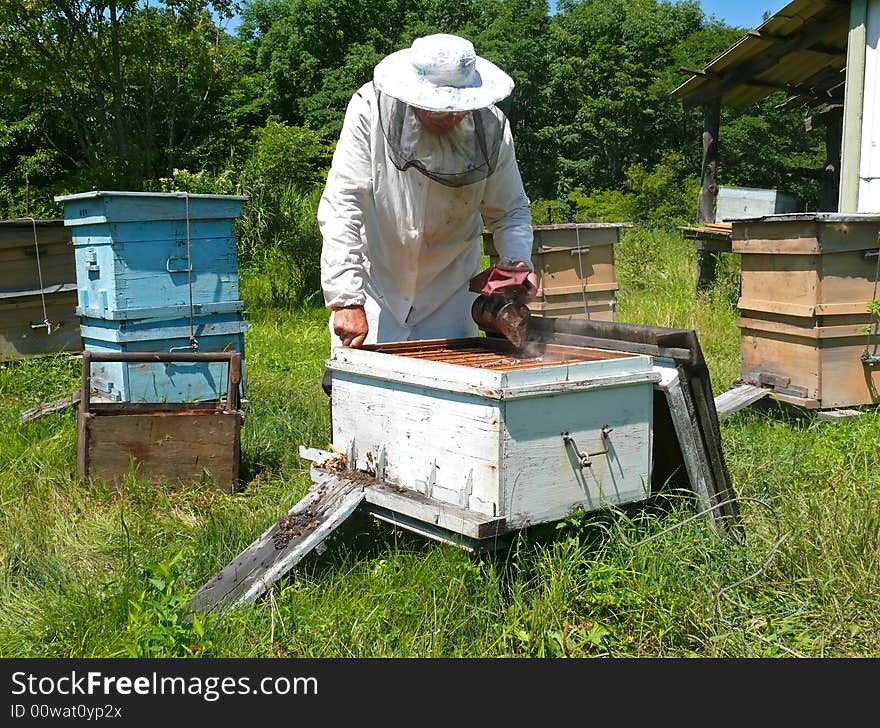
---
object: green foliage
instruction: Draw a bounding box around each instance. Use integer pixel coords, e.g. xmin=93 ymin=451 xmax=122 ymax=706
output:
xmin=720 ymin=98 xmax=825 ymax=210
xmin=0 ymin=0 xmax=829 ymax=221
xmin=564 ymin=152 xmax=699 ymax=226
xmin=545 ymin=0 xmax=706 ymax=196
xmin=155 ymin=168 xmax=240 ymax=195
xmin=245 ymin=121 xmax=331 ymax=193
xmin=567 ymin=188 xmax=633 ymax=223
xmin=237 ymin=184 xmax=325 ymax=308
xmin=622 ymin=151 xmax=700 ymax=226
xmin=0 ymin=0 xmax=252 ymax=214
xmin=125 ymin=552 xmax=214 ymax=657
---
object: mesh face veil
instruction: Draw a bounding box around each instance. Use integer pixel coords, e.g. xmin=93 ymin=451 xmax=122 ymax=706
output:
xmin=376 ymin=89 xmax=512 ymax=188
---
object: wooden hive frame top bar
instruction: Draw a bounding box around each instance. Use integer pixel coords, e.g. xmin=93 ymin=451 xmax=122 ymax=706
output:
xmin=361 ymin=337 xmax=634 ymax=372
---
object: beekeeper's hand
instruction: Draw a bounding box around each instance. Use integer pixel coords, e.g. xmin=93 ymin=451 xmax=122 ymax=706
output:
xmin=495 ymin=260 xmax=539 ymax=302
xmin=333 ymin=305 xmax=368 ymax=348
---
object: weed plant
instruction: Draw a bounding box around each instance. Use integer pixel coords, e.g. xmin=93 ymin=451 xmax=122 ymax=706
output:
xmin=1 ymin=229 xmax=877 ymax=657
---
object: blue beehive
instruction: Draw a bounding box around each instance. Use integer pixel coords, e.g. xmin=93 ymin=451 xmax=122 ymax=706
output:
xmin=80 ymin=305 xmax=248 ymax=402
xmin=55 ymin=191 xmax=250 ymax=402
xmin=55 ymin=191 xmax=248 ymax=320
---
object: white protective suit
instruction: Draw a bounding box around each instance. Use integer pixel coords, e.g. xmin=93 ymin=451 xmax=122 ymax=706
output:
xmin=318 ymin=82 xmax=534 ymax=346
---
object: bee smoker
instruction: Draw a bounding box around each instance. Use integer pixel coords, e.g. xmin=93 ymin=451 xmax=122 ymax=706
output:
xmin=469 ymin=267 xmax=536 ymax=349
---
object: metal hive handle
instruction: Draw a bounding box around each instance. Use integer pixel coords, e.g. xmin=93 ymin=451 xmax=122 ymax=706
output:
xmin=561 ymin=426 xmax=614 ymax=469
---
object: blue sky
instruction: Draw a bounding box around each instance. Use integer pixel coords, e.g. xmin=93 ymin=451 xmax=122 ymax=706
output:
xmin=697 ymin=0 xmax=779 ymax=29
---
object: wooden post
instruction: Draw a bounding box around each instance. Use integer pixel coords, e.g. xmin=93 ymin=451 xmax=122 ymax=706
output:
xmin=840 ymin=0 xmax=868 ymax=212
xmin=697 ymin=98 xmax=721 ymax=292
xmin=858 ymin=0 xmax=880 ymax=211
xmin=821 ymin=107 xmax=843 ymax=212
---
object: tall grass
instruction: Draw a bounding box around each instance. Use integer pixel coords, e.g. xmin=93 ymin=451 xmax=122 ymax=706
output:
xmin=1 ymin=228 xmax=878 ymax=657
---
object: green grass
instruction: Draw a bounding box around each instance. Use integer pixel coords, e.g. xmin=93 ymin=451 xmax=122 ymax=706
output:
xmin=1 ymin=229 xmax=878 ymax=657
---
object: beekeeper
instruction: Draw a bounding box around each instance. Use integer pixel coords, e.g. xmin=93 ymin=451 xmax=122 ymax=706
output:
xmin=318 ymin=33 xmax=536 ymax=348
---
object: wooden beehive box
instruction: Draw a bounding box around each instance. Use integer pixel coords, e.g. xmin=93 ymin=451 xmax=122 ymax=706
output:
xmin=0 ymin=219 xmax=75 ymax=292
xmin=732 ymin=213 xmax=880 ymax=408
xmin=80 ymin=306 xmax=247 ymax=401
xmin=0 ymin=287 xmax=82 ymax=358
xmin=77 ymin=352 xmax=243 ymax=492
xmin=327 ymin=338 xmax=658 ymax=531
xmin=55 ymin=191 xmax=248 ymax=321
xmin=716 ymin=186 xmax=798 ymax=222
xmin=483 ymin=223 xmax=629 ymax=322
xmin=0 ymin=219 xmax=81 ymax=358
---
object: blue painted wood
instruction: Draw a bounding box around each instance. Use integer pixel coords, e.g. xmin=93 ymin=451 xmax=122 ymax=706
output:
xmin=76 ymin=299 xmax=246 ymax=321
xmin=56 ymin=191 xmax=249 ymax=225
xmin=82 ymin=312 xmax=247 ymax=402
xmin=56 ymin=192 xmax=247 ymax=318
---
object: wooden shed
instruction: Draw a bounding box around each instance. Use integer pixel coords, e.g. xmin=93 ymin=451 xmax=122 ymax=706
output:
xmin=672 ymin=0 xmax=880 ymax=411
xmin=671 ymin=0 xmax=880 ymax=287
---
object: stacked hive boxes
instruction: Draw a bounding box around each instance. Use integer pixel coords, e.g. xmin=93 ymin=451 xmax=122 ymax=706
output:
xmin=734 ymin=213 xmax=880 ymax=408
xmin=0 ymin=219 xmax=81 ymax=358
xmin=56 ymin=191 xmax=249 ymax=402
xmin=483 ymin=223 xmax=629 ymax=322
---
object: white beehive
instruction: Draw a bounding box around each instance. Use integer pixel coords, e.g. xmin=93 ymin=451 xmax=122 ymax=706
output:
xmin=716 ymin=186 xmax=798 ymax=222
xmin=327 ymin=338 xmax=659 ymax=532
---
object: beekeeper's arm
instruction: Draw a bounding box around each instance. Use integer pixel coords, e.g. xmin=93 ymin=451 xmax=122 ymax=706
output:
xmin=479 ymin=124 xmax=537 ymax=297
xmin=318 ymin=89 xmax=372 ymax=347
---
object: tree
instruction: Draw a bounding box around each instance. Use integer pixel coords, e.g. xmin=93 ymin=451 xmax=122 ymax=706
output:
xmin=240 ymin=0 xmax=485 ymax=137
xmin=0 ymin=0 xmax=245 ymax=210
xmin=543 ymin=0 xmax=708 ymax=195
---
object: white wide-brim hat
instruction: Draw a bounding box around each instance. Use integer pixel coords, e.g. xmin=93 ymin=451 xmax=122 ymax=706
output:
xmin=373 ymin=34 xmax=514 ymax=112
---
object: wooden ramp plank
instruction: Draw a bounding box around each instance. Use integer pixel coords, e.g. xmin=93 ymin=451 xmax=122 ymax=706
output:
xmin=816 ymin=408 xmax=863 ymax=421
xmin=19 ymin=391 xmax=80 ymax=423
xmin=714 ymin=384 xmax=770 ymax=420
xmin=364 ymin=482 xmax=505 ymax=540
xmin=188 ymin=473 xmax=365 ymax=615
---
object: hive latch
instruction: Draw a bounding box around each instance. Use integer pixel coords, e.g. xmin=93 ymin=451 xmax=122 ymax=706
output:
xmin=562 ymin=426 xmax=614 ymax=469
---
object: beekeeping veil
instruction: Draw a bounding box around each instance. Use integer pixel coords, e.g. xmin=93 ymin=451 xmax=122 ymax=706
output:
xmin=373 ymin=34 xmax=514 ymax=188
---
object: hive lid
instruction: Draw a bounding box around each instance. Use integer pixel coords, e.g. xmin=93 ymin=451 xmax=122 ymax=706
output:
xmin=731 ymin=213 xmax=880 ymax=254
xmin=732 ymin=212 xmax=880 ymax=224
xmin=54 ymin=191 xmax=250 ymax=226
xmin=54 ymin=191 xmax=249 ymax=203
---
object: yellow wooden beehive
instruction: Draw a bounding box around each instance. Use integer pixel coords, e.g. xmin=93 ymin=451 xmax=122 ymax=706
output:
xmin=483 ymin=223 xmax=630 ymax=322
xmin=733 ymin=213 xmax=880 ymax=408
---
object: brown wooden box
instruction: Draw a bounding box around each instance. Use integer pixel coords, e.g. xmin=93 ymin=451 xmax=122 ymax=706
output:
xmin=77 ymin=352 xmax=244 ymax=493
xmin=0 ymin=288 xmax=82 ymax=358
xmin=483 ymin=223 xmax=629 ymax=322
xmin=0 ymin=219 xmax=80 ymax=359
xmin=732 ymin=213 xmax=880 ymax=408
xmin=0 ymin=219 xmax=75 ymax=294
xmin=528 ymin=290 xmax=617 ymax=322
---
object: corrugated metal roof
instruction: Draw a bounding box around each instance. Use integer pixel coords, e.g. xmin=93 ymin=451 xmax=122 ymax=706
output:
xmin=671 ymin=0 xmax=850 ymax=109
